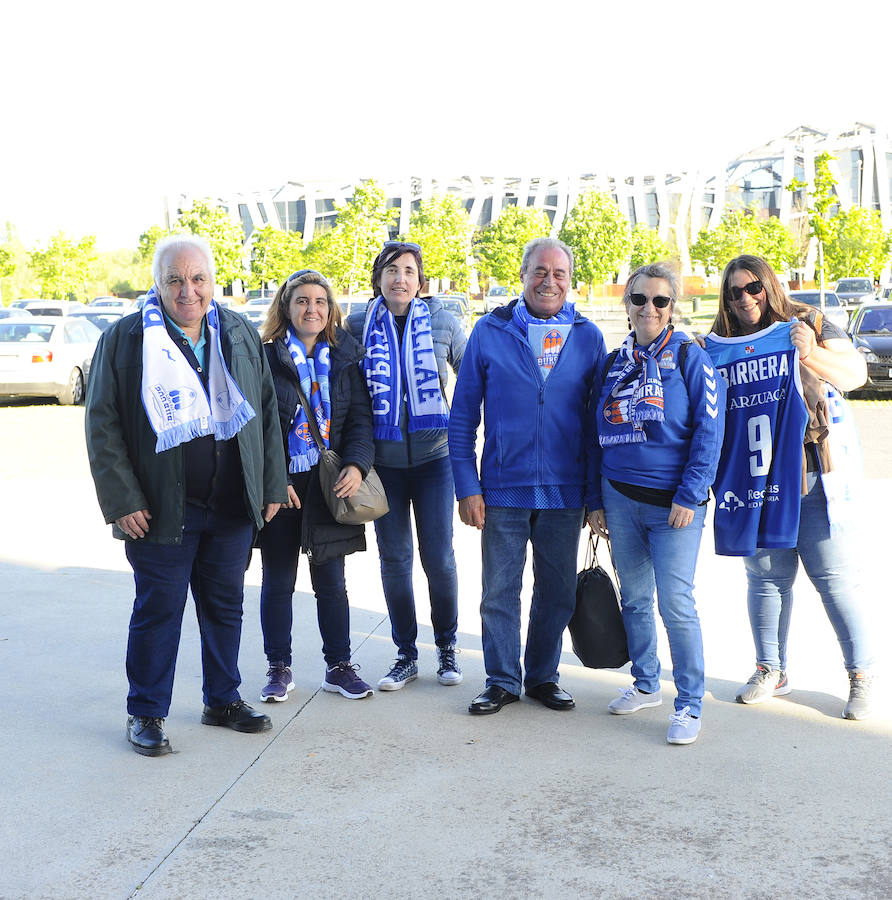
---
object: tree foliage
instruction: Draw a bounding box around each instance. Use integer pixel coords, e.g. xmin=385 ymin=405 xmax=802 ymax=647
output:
xmin=248 ymin=225 xmax=304 ymax=288
xmin=558 ymin=190 xmax=632 ymax=290
xmin=823 ymin=207 xmax=892 ymax=280
xmin=629 ymin=225 xmax=672 ymax=270
xmin=787 ymin=151 xmax=838 ymax=284
xmin=138 ymin=224 xmax=169 ymax=264
xmin=171 ymin=199 xmax=245 ymax=287
xmin=406 ymin=194 xmax=471 ymax=290
xmin=29 ymin=232 xmax=98 ymax=301
xmin=472 ymin=206 xmax=551 ymax=290
xmin=690 ymin=207 xmax=796 ymax=276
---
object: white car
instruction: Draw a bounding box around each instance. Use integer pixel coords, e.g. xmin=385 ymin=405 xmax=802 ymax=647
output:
xmin=484 ymin=285 xmax=512 ymax=313
xmin=0 ymin=315 xmax=102 ymax=404
xmin=0 ymin=308 xmax=33 ymax=320
xmin=788 ymin=290 xmax=850 ymax=333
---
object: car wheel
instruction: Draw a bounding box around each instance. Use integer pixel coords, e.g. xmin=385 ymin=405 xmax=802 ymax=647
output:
xmin=59 ymin=368 xmax=85 ymax=405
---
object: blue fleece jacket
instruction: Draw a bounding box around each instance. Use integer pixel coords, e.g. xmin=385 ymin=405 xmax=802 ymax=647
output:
xmin=448 ymin=300 xmax=606 ymax=505
xmin=589 ymin=330 xmax=726 ymax=511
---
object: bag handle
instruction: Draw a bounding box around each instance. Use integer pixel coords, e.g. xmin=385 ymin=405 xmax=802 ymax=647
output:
xmin=586 ymin=529 xmax=621 ymax=584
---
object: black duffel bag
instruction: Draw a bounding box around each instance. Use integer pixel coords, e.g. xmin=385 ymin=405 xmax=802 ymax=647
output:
xmin=568 ymin=533 xmax=629 ymax=669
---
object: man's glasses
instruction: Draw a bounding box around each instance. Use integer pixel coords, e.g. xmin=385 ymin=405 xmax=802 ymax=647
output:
xmin=629 ymin=293 xmax=672 ymax=308
xmin=729 ymin=280 xmax=763 ymax=302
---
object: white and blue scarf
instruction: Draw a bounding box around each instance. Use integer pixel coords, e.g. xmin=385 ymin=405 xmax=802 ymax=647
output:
xmin=599 ymin=326 xmax=674 ymax=446
xmin=361 ymin=296 xmax=448 ymax=441
xmin=284 ymin=327 xmax=331 ymax=472
xmin=140 ymin=287 xmax=255 ymax=453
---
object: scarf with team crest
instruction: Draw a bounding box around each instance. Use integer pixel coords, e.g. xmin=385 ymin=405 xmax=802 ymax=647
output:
xmin=284 ymin=326 xmax=331 ymax=472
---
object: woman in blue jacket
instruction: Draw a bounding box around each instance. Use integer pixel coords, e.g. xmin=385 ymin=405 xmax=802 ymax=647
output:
xmin=588 ymin=263 xmax=725 ymax=745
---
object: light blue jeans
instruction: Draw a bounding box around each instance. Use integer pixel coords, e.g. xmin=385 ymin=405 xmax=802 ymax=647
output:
xmin=602 ymin=479 xmax=707 ymax=716
xmin=743 ymin=470 xmax=874 ymax=673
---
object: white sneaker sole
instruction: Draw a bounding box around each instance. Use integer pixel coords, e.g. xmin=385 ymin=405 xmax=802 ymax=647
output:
xmin=667 ymin=732 xmax=699 ymax=745
xmin=261 ymin=682 xmax=295 ymax=703
xmin=437 ymin=673 xmax=464 ymax=686
xmin=736 ymin=686 xmax=788 ymax=704
xmin=608 ymin=696 xmax=662 ymax=715
xmin=377 ymin=675 xmax=417 ymax=691
xmin=322 ymin=682 xmax=373 ymax=699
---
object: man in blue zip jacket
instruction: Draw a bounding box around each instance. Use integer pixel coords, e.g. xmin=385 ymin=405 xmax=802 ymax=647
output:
xmin=449 ymin=238 xmax=606 ymax=714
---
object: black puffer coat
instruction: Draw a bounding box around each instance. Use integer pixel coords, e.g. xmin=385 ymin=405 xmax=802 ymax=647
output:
xmin=265 ymin=327 xmax=374 ymax=564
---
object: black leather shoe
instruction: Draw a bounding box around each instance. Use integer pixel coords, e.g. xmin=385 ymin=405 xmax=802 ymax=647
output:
xmin=201 ymin=699 xmax=272 ymax=733
xmin=469 ymin=684 xmax=520 ymax=715
xmin=525 ymin=682 xmax=576 ymax=710
xmin=127 ymin=715 xmax=172 ymax=756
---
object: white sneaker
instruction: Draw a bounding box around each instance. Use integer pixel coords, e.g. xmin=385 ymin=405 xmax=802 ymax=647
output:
xmin=436 ymin=644 xmax=463 ymax=686
xmin=667 ymin=706 xmax=701 ymax=745
xmin=608 ymin=685 xmax=662 ymax=715
xmin=377 ymin=656 xmax=418 ymax=691
xmin=736 ymin=665 xmax=788 ymax=704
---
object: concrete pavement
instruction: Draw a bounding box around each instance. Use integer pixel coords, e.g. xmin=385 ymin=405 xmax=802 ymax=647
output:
xmin=1 ymin=312 xmax=890 ymax=899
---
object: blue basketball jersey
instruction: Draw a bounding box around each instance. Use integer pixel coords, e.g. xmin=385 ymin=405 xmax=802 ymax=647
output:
xmin=705 ymin=321 xmax=808 ymax=556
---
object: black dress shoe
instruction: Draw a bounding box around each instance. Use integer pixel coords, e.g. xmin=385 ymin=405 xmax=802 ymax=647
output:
xmin=201 ymin=699 xmax=272 ymax=733
xmin=469 ymin=684 xmax=520 ymax=715
xmin=525 ymin=682 xmax=576 ymax=710
xmin=127 ymin=715 xmax=172 ymax=756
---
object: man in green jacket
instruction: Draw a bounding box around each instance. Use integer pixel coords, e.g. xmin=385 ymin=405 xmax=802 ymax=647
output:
xmin=86 ymin=234 xmax=287 ymax=756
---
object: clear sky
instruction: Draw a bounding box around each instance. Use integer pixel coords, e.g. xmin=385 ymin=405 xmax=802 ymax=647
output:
xmin=3 ymin=0 xmax=891 ymax=250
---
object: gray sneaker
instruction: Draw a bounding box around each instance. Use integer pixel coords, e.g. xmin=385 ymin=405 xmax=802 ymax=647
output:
xmin=736 ymin=665 xmax=788 ymax=704
xmin=436 ymin=644 xmax=463 ymax=686
xmin=608 ymin=685 xmax=662 ymax=715
xmin=843 ymin=671 xmax=874 ymax=720
xmin=377 ymin=656 xmax=418 ymax=691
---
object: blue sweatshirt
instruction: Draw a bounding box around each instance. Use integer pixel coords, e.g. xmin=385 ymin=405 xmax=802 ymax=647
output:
xmin=589 ymin=331 xmax=726 ymax=511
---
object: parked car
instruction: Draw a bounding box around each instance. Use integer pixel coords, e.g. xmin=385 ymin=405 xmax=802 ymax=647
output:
xmin=484 ymin=285 xmax=512 ymax=313
xmin=89 ymin=297 xmax=133 ymax=313
xmin=245 ymin=289 xmax=277 ymax=303
xmin=846 ymin=302 xmax=892 ymax=395
xmin=337 ymin=299 xmax=371 ymax=319
xmin=241 ymin=306 xmax=270 ymax=329
xmin=877 ymin=284 xmax=892 ymax=301
xmin=0 ymin=315 xmax=102 ymax=404
xmin=0 ymin=308 xmax=33 ymax=320
xmin=434 ymin=293 xmax=473 ymax=333
xmin=833 ymin=278 xmax=875 ymax=306
xmin=789 ymin=290 xmax=850 ymax=332
xmin=68 ymin=307 xmax=124 ymax=333
xmin=9 ymin=298 xmax=45 ymax=308
xmin=14 ymin=300 xmax=75 ymax=316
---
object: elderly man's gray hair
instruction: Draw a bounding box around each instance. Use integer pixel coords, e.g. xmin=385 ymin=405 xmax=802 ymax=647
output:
xmin=152 ymin=234 xmax=216 ymax=287
xmin=520 ymin=237 xmax=575 ymax=281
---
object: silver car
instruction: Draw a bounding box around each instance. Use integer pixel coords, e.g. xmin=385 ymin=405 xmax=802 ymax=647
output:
xmin=788 ymin=290 xmax=850 ymax=333
xmin=0 ymin=316 xmax=102 ymax=404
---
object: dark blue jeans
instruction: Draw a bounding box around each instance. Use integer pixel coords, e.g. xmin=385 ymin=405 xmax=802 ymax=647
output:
xmin=258 ymin=505 xmax=350 ymax=667
xmin=124 ymin=503 xmax=254 ymax=717
xmin=480 ymin=505 xmax=584 ymax=693
xmin=373 ymin=456 xmax=459 ymax=659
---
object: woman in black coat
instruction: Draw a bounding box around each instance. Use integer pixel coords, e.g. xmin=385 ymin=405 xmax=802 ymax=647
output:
xmin=256 ymin=270 xmax=375 ymax=702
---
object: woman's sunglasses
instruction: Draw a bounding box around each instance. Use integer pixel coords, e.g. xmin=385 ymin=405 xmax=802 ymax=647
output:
xmin=383 ymin=240 xmax=421 ymax=252
xmin=729 ymin=279 xmax=763 ymax=302
xmin=629 ymin=293 xmax=672 ymax=308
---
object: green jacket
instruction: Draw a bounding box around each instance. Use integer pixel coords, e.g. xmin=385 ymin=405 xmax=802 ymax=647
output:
xmin=85 ymin=307 xmax=287 ymax=543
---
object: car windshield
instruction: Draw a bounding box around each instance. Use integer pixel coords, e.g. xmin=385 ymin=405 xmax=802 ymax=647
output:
xmin=488 ymin=286 xmax=509 ymax=296
xmin=0 ymin=323 xmax=55 ymax=342
xmin=856 ymin=309 xmax=892 ymax=333
xmin=792 ymin=292 xmax=841 ymax=308
xmin=837 ymin=279 xmax=872 ymax=292
xmin=442 ymin=300 xmax=464 ymax=316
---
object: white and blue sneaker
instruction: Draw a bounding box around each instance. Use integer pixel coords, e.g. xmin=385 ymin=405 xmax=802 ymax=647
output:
xmin=667 ymin=706 xmax=701 ymax=745
xmin=377 ymin=656 xmax=418 ymax=691
xmin=436 ymin=644 xmax=463 ymax=685
xmin=608 ymin=685 xmax=662 ymax=715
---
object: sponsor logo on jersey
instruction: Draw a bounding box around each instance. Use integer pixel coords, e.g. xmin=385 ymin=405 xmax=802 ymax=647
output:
xmin=745 ymin=345 xmax=755 ymax=354
xmin=718 ymin=490 xmax=745 ymax=511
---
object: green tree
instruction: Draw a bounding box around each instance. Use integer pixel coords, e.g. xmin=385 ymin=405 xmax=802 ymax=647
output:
xmin=690 ymin=208 xmax=796 ymax=276
xmin=301 ymin=229 xmax=349 ymax=291
xmin=472 ymin=206 xmax=551 ymax=291
xmin=823 ymin=207 xmax=892 ymax=280
xmin=559 ymin=190 xmax=632 ymax=295
xmin=329 ymin=180 xmax=397 ymax=294
xmin=248 ymin=225 xmax=304 ymax=288
xmin=787 ymin=151 xmax=838 ymax=287
xmin=29 ymin=232 xmax=98 ymax=302
xmin=0 ymin=246 xmax=14 ymax=281
xmin=172 ymin=199 xmax=246 ymax=287
xmin=405 ymin=194 xmax=471 ymax=290
xmin=629 ymin=225 xmax=672 ymax=270
xmin=0 ymin=224 xmax=40 ymax=301
xmin=138 ymin=224 xmax=170 ymax=264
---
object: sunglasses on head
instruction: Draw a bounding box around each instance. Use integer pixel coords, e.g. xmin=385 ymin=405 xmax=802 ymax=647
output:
xmin=382 ymin=240 xmax=421 ymax=252
xmin=729 ymin=279 xmax=763 ymax=302
xmin=629 ymin=293 xmax=672 ymax=308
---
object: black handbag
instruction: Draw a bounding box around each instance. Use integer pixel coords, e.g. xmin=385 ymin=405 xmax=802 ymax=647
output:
xmin=568 ymin=533 xmax=629 ymax=669
xmin=294 ymin=383 xmax=389 ymax=526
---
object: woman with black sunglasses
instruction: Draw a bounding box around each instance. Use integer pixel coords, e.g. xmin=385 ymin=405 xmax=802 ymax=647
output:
xmin=346 ymin=241 xmax=467 ymax=691
xmin=587 ymin=263 xmax=725 ymax=745
xmin=707 ymin=254 xmax=875 ymax=719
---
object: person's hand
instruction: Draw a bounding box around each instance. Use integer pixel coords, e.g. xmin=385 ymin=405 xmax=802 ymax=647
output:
xmin=285 ymin=484 xmax=301 ymax=509
xmin=691 ymin=331 xmax=707 ymax=349
xmin=263 ymin=502 xmax=282 ymax=522
xmin=459 ymin=494 xmax=485 ymax=529
xmin=790 ymin=320 xmax=817 ymax=360
xmin=333 ymin=465 xmax=362 ymax=499
xmin=586 ymin=509 xmax=608 ymax=538
xmin=116 ymin=509 xmax=152 ymax=539
xmin=668 ymin=502 xmax=694 ymax=529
